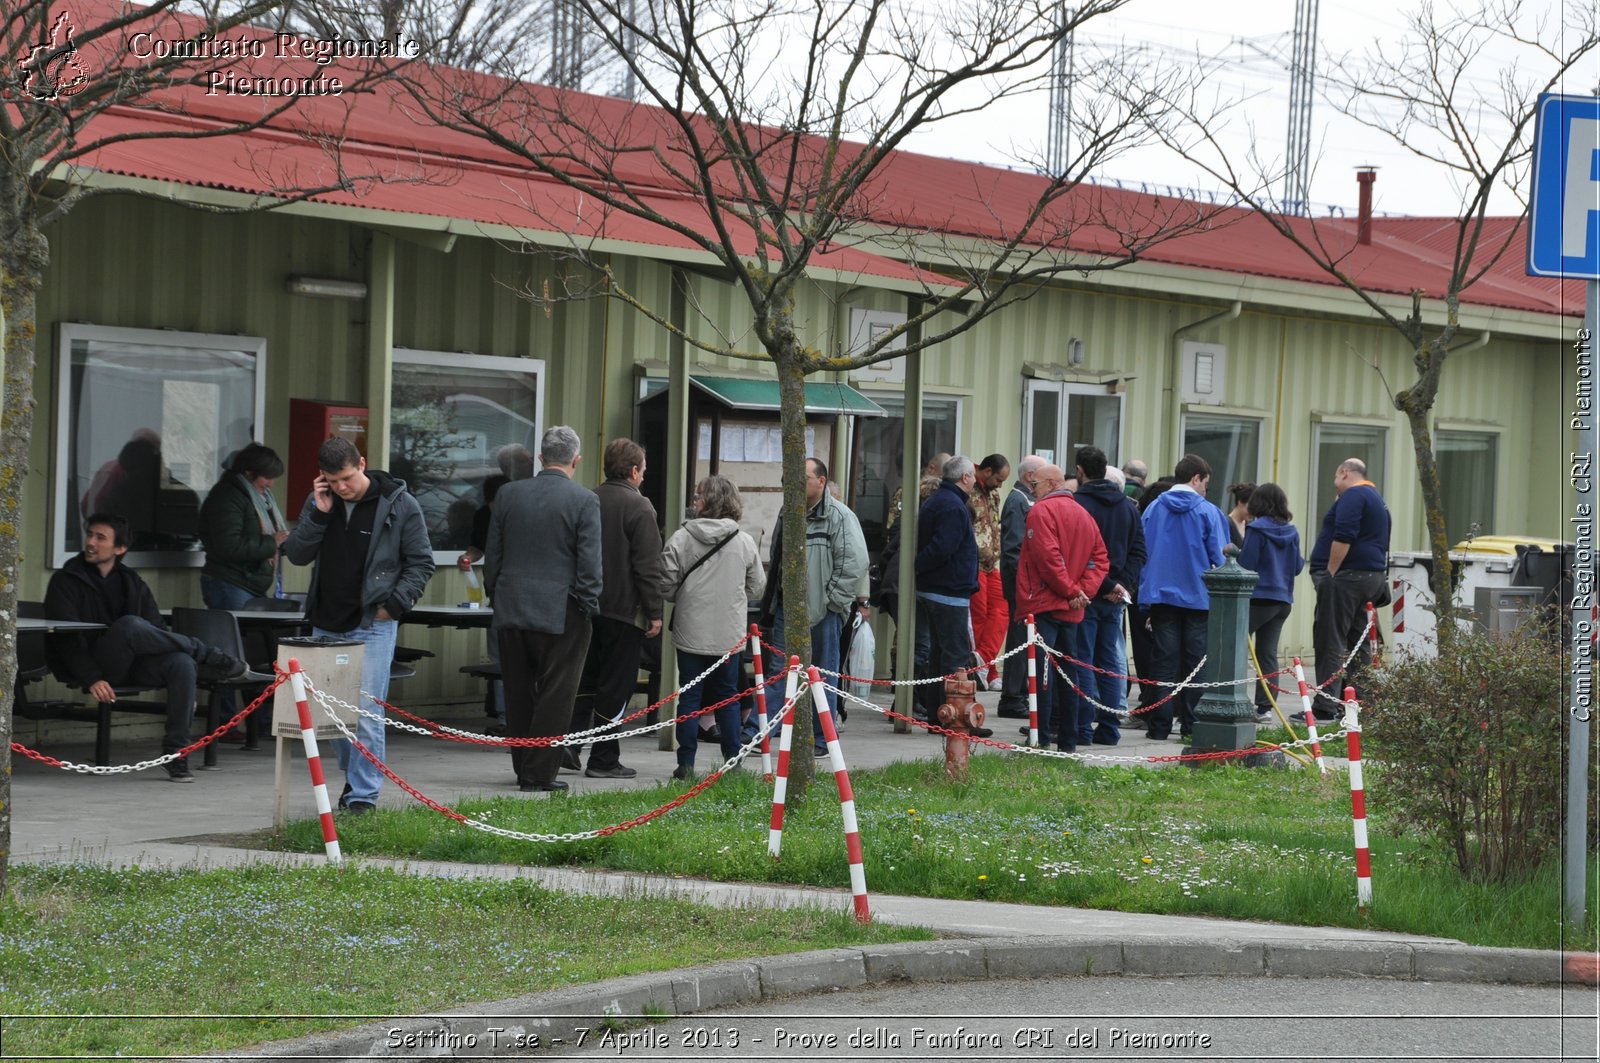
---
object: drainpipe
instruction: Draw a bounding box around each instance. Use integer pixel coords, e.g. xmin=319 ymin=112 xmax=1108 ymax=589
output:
xmin=1450 ymin=331 xmax=1491 ymax=355
xmin=1166 ymin=301 xmax=1242 ymax=465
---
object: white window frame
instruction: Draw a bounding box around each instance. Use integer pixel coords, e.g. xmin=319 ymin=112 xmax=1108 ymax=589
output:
xmin=390 ymin=348 xmax=547 ymax=565
xmin=54 ymin=323 xmax=267 ymax=569
xmin=1433 ymin=426 xmax=1502 ymax=545
xmin=1310 ymin=420 xmax=1390 ymax=522
xmin=1181 ymin=410 xmax=1264 ymax=505
xmin=1022 ymin=378 xmax=1124 ymax=467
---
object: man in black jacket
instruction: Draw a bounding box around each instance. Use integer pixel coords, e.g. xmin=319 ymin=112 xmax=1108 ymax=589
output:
xmin=45 ymin=513 xmax=246 ymax=781
xmin=1072 ymin=446 xmax=1147 ymax=745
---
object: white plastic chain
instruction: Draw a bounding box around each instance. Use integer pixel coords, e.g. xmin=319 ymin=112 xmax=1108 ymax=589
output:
xmin=810 ymin=636 xmax=1035 ymax=687
xmin=825 ymin=682 xmax=1352 ymax=765
xmin=307 ymin=679 xmax=798 ymax=843
xmin=30 ymin=748 xmax=188 ymax=776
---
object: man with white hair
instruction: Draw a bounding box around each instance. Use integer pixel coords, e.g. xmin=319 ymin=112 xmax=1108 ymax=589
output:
xmin=996 ymin=453 xmax=1046 ymax=718
xmin=485 ymin=425 xmax=603 ymax=793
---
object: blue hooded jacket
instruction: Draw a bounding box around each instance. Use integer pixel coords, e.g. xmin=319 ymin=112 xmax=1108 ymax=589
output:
xmin=1137 ymin=487 xmax=1230 ymax=609
xmin=1237 ymin=516 xmax=1305 ymax=603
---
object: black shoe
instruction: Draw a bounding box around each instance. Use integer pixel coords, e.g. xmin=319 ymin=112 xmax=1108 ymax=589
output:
xmin=1018 ymin=724 xmax=1031 ymax=735
xmin=970 ymin=726 xmax=993 ymax=738
xmin=672 ymin=765 xmax=694 ymax=781
xmin=197 ymin=648 xmax=248 ymax=682
xmin=585 ymin=764 xmax=638 ymax=779
xmin=521 ymin=780 xmax=568 ymax=792
xmin=338 ymin=782 xmax=352 ymax=809
xmin=164 ymin=758 xmax=195 ymax=783
xmin=559 ymin=749 xmax=582 ymax=773
xmin=343 ymin=800 xmax=375 ymax=815
xmin=995 ymin=702 xmax=1029 ymax=719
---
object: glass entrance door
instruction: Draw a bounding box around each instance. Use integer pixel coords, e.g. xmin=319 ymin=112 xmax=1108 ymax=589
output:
xmin=1023 ymin=380 xmax=1122 ymax=469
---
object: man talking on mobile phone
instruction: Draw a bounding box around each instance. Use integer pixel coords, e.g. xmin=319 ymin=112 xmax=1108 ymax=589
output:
xmin=283 ymin=437 xmax=435 ymax=814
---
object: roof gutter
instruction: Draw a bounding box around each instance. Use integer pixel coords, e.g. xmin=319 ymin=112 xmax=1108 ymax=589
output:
xmin=1166 ymin=300 xmax=1242 ymax=466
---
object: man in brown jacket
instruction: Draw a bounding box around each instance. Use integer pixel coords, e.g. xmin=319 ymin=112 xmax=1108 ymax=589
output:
xmin=568 ymin=438 xmax=663 ymax=778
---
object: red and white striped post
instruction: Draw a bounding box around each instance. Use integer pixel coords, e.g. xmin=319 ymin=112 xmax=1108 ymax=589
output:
xmin=1292 ymin=656 xmax=1327 ymax=777
xmin=1391 ymin=579 xmax=1405 ymax=637
xmin=1344 ymin=686 xmax=1372 ymax=911
xmin=766 ymin=657 xmax=800 ymax=860
xmin=286 ymin=658 xmax=342 ymax=864
xmin=1365 ymin=602 xmax=1381 ymax=667
xmin=750 ymin=624 xmax=772 ymax=780
xmin=1026 ymin=615 xmax=1040 ymax=746
xmin=808 ymin=666 xmax=870 ymax=924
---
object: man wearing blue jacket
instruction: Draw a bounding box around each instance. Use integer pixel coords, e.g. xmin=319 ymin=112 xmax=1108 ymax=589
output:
xmin=1310 ymin=457 xmax=1391 ymax=703
xmin=1073 ymin=446 xmax=1147 ymax=745
xmin=913 ymin=455 xmax=988 ymax=732
xmin=1137 ymin=454 xmax=1231 ymax=740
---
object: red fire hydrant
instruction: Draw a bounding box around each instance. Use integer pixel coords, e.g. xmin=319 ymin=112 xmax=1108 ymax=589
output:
xmin=936 ymin=677 xmax=984 ymax=781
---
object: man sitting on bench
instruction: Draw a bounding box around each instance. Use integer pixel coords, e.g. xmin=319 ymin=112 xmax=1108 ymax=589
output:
xmin=44 ymin=513 xmax=247 ymax=782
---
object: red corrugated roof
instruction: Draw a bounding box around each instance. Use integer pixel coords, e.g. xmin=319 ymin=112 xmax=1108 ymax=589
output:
xmin=51 ymin=1 xmax=1586 ymax=317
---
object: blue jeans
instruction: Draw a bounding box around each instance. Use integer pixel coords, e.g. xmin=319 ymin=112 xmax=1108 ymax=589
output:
xmin=1076 ymin=599 xmax=1127 ymax=745
xmin=763 ymin=606 xmax=842 ymax=756
xmin=200 ymin=576 xmax=256 ymax=611
xmin=314 ymin=617 xmax=398 ymax=805
xmin=675 ymin=651 xmax=744 ymax=772
xmin=914 ymin=595 xmax=973 ymax=722
xmin=1034 ymin=614 xmax=1089 ymax=750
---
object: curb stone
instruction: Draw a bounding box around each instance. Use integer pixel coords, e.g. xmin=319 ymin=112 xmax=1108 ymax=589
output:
xmin=205 ymin=935 xmax=1600 ymax=1061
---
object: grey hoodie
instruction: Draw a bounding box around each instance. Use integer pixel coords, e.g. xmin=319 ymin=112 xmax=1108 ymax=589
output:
xmin=661 ymin=517 xmax=765 ymax=657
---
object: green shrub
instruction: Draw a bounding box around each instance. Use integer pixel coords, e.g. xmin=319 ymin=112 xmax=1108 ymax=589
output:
xmin=1366 ymin=624 xmax=1592 ymax=883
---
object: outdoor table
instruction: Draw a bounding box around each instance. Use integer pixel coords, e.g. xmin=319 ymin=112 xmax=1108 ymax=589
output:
xmin=16 ymin=618 xmax=106 ymax=633
xmin=402 ymin=605 xmax=494 ymax=630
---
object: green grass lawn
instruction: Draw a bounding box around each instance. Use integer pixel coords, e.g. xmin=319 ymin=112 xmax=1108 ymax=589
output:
xmin=0 ymin=863 xmax=928 ymax=1057
xmin=269 ymin=752 xmax=1597 ymax=952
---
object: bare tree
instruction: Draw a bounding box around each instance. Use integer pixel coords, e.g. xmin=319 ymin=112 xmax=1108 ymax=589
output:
xmin=403 ymin=0 xmax=1219 ymax=791
xmin=0 ymin=0 xmax=400 ymax=890
xmin=1152 ymin=0 xmax=1598 ymax=642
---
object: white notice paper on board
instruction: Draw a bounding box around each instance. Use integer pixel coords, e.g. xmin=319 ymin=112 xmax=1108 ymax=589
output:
xmin=697 ymin=423 xmax=712 ymax=460
xmin=720 ymin=427 xmax=747 ymax=462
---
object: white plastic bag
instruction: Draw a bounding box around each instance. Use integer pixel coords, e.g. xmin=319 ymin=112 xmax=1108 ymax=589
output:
xmin=846 ymin=614 xmax=876 ymax=698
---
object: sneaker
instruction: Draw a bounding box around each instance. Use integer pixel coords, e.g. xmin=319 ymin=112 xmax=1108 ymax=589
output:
xmin=197 ymin=647 xmax=248 ymax=682
xmin=343 ymin=800 xmax=376 ymax=815
xmin=164 ymin=759 xmax=195 ymax=783
xmin=985 ymin=674 xmax=1004 ymax=691
xmin=584 ymin=764 xmax=638 ymax=779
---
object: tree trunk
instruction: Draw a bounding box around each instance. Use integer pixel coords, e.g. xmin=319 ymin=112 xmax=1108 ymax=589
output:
xmin=772 ymin=346 xmax=816 ymax=796
xmin=0 ymin=218 xmax=48 ymax=894
xmin=1396 ymin=324 xmax=1458 ymax=654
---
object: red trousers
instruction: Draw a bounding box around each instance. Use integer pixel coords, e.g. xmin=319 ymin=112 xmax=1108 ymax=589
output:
xmin=969 ymin=567 xmax=1009 ymax=679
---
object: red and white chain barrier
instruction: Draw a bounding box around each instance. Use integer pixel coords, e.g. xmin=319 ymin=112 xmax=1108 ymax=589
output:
xmin=287 ymin=658 xmax=342 ymax=864
xmin=1026 ymin=614 xmax=1041 ymax=746
xmin=1344 ymin=686 xmax=1372 ymax=911
xmin=1292 ymin=657 xmax=1328 ymax=777
xmin=1391 ymin=580 xmax=1405 ymax=636
xmin=750 ymin=624 xmax=772 ymax=779
xmin=808 ymin=666 xmax=870 ymax=924
xmin=768 ymin=657 xmax=801 ymax=859
xmin=10 ymin=674 xmax=285 ymax=775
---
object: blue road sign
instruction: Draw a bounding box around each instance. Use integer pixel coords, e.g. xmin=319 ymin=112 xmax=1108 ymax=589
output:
xmin=1529 ymin=93 xmax=1600 ymax=280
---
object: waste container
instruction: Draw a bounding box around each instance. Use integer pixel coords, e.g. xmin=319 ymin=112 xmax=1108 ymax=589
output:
xmin=1389 ymin=536 xmax=1570 ymax=656
xmin=272 ymin=635 xmax=364 ymax=739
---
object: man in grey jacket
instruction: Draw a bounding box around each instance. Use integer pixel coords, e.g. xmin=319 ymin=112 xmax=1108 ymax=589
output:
xmin=284 ymin=437 xmax=435 ymax=814
xmin=485 ymin=426 xmax=603 ymax=793
xmin=997 ymin=454 xmax=1045 ymax=718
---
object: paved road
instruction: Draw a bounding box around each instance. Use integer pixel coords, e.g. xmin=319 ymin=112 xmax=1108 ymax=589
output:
xmin=546 ymin=976 xmax=1598 ymax=1061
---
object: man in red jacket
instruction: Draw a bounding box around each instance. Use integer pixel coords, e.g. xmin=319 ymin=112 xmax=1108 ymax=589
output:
xmin=1016 ymin=464 xmax=1108 ymax=752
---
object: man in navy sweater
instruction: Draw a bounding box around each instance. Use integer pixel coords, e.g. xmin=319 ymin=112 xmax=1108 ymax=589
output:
xmin=1309 ymin=457 xmax=1391 ymax=705
xmin=913 ymin=455 xmax=990 ymax=735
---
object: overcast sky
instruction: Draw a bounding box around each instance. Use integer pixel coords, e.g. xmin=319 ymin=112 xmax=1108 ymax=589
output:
xmin=894 ymin=0 xmax=1594 ymax=219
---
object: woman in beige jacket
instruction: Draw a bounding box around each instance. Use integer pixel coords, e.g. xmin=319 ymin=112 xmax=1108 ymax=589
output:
xmin=661 ymin=475 xmax=765 ymax=779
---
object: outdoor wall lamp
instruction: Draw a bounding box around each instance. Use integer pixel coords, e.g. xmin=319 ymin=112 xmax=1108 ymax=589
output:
xmin=285 ymin=275 xmax=368 ymax=299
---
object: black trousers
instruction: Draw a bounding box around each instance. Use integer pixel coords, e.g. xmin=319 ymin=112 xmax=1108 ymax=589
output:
xmin=1248 ymin=600 xmax=1294 ymax=712
xmin=572 ymin=615 xmax=646 ymax=770
xmin=998 ymin=605 xmax=1030 ymax=713
xmin=1312 ymin=568 xmax=1387 ymax=701
xmin=93 ymin=615 xmax=203 ymax=755
xmin=1147 ymin=605 xmax=1208 ymax=739
xmin=499 ymin=600 xmax=592 ymax=787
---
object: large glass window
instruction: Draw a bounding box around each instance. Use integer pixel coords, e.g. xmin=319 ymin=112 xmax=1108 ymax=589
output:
xmin=56 ymin=325 xmax=265 ymax=566
xmin=1311 ymin=422 xmax=1388 ymax=520
xmin=1183 ymin=413 xmax=1261 ymax=509
xmin=849 ymin=395 xmax=960 ymax=558
xmin=390 ymin=350 xmax=545 ymax=556
xmin=1436 ymin=430 xmax=1498 ymax=544
xmin=1024 ymin=380 xmax=1121 ymax=468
